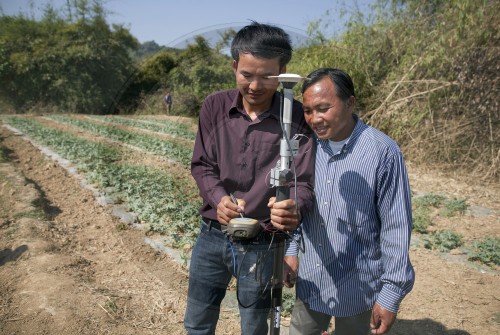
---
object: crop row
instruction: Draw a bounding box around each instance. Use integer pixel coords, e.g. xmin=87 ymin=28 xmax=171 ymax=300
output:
xmin=47 ymin=114 xmax=193 ymax=167
xmin=89 ymin=115 xmax=197 ymax=141
xmin=5 ymin=116 xmax=200 ymax=246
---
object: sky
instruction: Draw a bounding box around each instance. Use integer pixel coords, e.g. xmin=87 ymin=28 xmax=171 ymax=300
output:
xmin=0 ymin=0 xmax=377 ymax=48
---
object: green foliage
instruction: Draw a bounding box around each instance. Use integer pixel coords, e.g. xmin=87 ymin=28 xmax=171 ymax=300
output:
xmin=412 ymin=192 xmax=444 ymax=233
xmin=291 ymin=0 xmax=498 ymax=179
xmin=114 ymin=51 xmax=177 ymax=114
xmin=440 ymin=198 xmax=468 ymax=217
xmin=411 ymin=192 xmax=468 ymax=233
xmin=413 ymin=193 xmax=446 ymax=208
xmin=424 ymin=230 xmax=464 ymax=252
xmin=412 ymin=207 xmax=432 ymax=233
xmin=214 ymin=28 xmax=236 ymax=53
xmin=0 ymin=0 xmax=138 ymax=114
xmin=90 ymin=115 xmax=197 ymax=141
xmin=468 ymin=237 xmax=500 ymax=267
xmin=164 ymin=36 xmax=234 ymax=116
xmin=1 ymin=0 xmax=497 ymax=178
xmin=5 ymin=116 xmax=200 ymax=245
xmin=48 ymin=115 xmax=193 ymax=166
xmin=5 ymin=116 xmax=122 ymax=169
xmin=131 ymin=40 xmax=180 ymax=62
xmin=281 ymin=289 xmax=296 ymax=318
xmin=140 ymin=52 xmax=177 ymax=88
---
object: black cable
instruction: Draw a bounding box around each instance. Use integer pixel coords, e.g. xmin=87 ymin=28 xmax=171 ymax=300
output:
xmin=234 ymin=235 xmax=274 ymax=309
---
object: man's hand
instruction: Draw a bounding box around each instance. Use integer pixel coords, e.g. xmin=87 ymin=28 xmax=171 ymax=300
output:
xmin=283 ymin=256 xmax=298 ymax=288
xmin=370 ymin=303 xmax=397 ymax=334
xmin=217 ymin=195 xmax=245 ymax=224
xmin=268 ymin=197 xmax=301 ymax=231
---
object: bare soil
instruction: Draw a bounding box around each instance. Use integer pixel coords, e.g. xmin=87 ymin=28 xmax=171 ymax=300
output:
xmin=0 ymin=118 xmax=499 ymax=335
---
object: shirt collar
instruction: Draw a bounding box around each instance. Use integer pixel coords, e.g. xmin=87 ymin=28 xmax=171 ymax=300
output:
xmin=229 ymin=91 xmax=281 ymax=121
xmin=316 ymin=114 xmax=367 ymax=155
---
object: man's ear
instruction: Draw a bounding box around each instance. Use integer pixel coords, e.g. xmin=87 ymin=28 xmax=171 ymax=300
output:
xmin=232 ymin=60 xmax=238 ymax=74
xmin=279 ymin=65 xmax=287 ymax=74
xmin=347 ymin=96 xmax=356 ymax=110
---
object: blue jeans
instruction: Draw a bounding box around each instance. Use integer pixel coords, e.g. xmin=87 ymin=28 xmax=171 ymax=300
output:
xmin=184 ymin=221 xmax=277 ymax=335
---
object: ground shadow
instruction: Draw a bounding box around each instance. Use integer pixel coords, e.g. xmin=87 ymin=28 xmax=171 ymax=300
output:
xmin=0 ymin=245 xmax=28 ymax=266
xmin=0 ymin=134 xmax=16 ymax=161
xmin=387 ymin=318 xmax=471 ymax=335
xmin=25 ymin=177 xmax=62 ymax=220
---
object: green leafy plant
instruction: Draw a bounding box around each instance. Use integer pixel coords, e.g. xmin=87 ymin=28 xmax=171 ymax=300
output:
xmin=91 ymin=115 xmax=197 ymax=140
xmin=441 ymin=198 xmax=468 ymax=217
xmin=424 ymin=230 xmax=464 ymax=252
xmin=412 ymin=193 xmax=468 ymax=233
xmin=413 ymin=193 xmax=446 ymax=209
xmin=281 ymin=289 xmax=296 ymax=318
xmin=412 ymin=207 xmax=432 ymax=233
xmin=48 ymin=115 xmax=193 ymax=167
xmin=468 ymin=238 xmax=500 ymax=266
xmin=104 ymin=300 xmax=118 ymax=313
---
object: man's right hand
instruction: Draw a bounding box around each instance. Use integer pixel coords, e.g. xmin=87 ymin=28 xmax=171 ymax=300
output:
xmin=217 ymin=195 xmax=245 ymax=224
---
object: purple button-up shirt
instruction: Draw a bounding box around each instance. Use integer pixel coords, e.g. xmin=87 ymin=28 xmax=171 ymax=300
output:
xmin=191 ymin=89 xmax=315 ymax=222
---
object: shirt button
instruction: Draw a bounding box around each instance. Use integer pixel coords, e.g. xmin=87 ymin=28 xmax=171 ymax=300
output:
xmin=327 ymin=180 xmax=331 ymax=184
xmin=316 ymin=263 xmax=320 ymax=267
xmin=242 ymin=162 xmax=247 ymax=168
xmin=323 ymin=202 xmax=328 ymax=205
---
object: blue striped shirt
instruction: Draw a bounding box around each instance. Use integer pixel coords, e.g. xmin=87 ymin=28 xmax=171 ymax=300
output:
xmin=292 ymin=115 xmax=415 ymax=316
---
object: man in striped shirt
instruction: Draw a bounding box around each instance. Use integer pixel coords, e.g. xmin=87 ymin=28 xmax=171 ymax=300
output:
xmin=287 ymin=68 xmax=415 ymax=335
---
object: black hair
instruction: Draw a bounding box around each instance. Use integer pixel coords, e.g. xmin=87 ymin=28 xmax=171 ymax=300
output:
xmin=230 ymin=21 xmax=292 ymax=68
xmin=301 ymin=68 xmax=356 ymax=102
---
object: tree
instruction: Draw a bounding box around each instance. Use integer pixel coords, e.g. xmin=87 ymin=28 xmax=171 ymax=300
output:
xmin=166 ymin=35 xmax=233 ymax=115
xmin=0 ymin=0 xmax=139 ymax=114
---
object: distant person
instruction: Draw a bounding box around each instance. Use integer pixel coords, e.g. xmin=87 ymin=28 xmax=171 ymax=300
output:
xmin=163 ymin=91 xmax=172 ymax=113
xmin=287 ymin=68 xmax=415 ymax=335
xmin=186 ymin=22 xmax=315 ymax=334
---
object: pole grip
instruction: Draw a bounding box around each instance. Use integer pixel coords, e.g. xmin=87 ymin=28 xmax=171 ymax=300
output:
xmin=276 ymin=186 xmax=290 ymax=202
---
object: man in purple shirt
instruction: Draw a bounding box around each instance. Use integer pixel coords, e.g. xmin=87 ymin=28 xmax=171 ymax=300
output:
xmin=185 ymin=22 xmax=315 ymax=334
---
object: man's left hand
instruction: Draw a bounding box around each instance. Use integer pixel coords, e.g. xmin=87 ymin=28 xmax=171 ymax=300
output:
xmin=283 ymin=256 xmax=298 ymax=288
xmin=370 ymin=303 xmax=397 ymax=334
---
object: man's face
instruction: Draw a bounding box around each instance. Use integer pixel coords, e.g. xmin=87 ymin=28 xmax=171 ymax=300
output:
xmin=232 ymin=53 xmax=282 ymax=112
xmin=302 ymin=77 xmax=355 ymax=141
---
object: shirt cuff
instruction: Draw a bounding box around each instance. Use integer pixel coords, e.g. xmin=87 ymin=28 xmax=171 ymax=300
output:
xmin=211 ymin=188 xmax=228 ymax=209
xmin=376 ymin=283 xmax=406 ymax=313
xmin=285 ymin=231 xmax=301 ymax=256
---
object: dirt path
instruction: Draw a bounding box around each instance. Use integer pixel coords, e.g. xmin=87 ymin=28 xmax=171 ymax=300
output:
xmin=0 ymin=121 xmax=499 ymax=335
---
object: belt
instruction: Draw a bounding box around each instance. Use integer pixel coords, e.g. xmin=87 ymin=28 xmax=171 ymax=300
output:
xmin=203 ymin=217 xmax=277 ymax=242
xmin=202 ymin=217 xmax=225 ymax=231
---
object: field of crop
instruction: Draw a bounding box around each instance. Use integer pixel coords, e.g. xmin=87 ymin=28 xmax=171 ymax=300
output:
xmin=1 ymin=114 xmax=499 ymax=335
